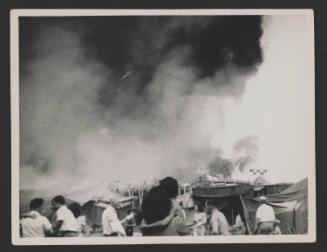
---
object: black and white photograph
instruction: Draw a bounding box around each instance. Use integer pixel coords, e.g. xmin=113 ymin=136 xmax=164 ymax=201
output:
xmin=10 ymin=9 xmax=315 ymax=245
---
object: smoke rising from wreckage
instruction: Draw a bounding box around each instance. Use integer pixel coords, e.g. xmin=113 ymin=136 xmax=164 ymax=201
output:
xmin=19 ymin=16 xmax=264 ymax=189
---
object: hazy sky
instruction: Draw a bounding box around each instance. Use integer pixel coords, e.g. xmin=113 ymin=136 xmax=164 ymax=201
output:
xmin=217 ymin=15 xmax=314 ymax=183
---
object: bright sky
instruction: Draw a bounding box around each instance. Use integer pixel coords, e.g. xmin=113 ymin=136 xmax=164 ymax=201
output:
xmin=215 ymin=15 xmax=314 ymax=183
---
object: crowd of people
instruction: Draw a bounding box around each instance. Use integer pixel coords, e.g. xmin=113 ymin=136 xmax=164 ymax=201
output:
xmin=20 ymin=196 xmax=86 ymax=237
xmin=20 ymin=177 xmax=282 ymax=238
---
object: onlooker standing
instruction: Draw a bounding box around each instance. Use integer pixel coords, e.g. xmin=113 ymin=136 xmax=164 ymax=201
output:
xmin=255 ymin=196 xmax=276 ymax=235
xmin=101 ymin=199 xmax=126 ymax=236
xmin=140 ymin=186 xmax=190 ymax=236
xmin=20 ymin=198 xmax=52 ymax=237
xmin=51 ymin=195 xmax=79 ymax=237
xmin=159 ymin=177 xmax=185 ymax=220
xmin=205 ymin=201 xmax=230 ymax=235
xmin=139 ymin=177 xmax=190 ymax=234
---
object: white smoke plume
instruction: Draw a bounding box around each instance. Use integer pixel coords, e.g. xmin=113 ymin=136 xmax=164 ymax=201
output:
xmin=20 ymin=17 xmax=263 ymax=191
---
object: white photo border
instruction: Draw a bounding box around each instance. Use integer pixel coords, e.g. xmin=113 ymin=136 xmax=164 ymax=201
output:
xmin=10 ymin=9 xmax=316 ymax=245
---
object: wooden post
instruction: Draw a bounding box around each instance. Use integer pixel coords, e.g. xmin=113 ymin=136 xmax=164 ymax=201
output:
xmin=239 ymin=195 xmax=253 ymax=235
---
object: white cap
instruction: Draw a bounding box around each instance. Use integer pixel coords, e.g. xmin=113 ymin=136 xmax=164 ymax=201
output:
xmin=259 ymin=196 xmax=267 ymax=201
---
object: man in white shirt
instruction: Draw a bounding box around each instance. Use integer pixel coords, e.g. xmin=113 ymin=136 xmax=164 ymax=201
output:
xmin=205 ymin=201 xmax=230 ymax=235
xmin=255 ymin=196 xmax=276 ymax=234
xmin=51 ymin=195 xmax=79 ymax=237
xmin=20 ymin=198 xmax=52 ymax=237
xmin=101 ymin=200 xmax=126 ymax=236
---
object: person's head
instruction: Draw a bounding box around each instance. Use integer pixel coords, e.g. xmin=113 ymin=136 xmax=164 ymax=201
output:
xmin=159 ymin=177 xmax=179 ymax=198
xmin=197 ymin=201 xmax=205 ymax=213
xmin=51 ymin=195 xmax=65 ymax=210
xmin=204 ymin=200 xmax=217 ymax=216
xmin=141 ymin=186 xmax=172 ymax=224
xmin=109 ymin=198 xmax=120 ymax=209
xmin=68 ymin=202 xmax=82 ymax=218
xmin=29 ymin=198 xmax=44 ymax=212
xmin=259 ymin=196 xmax=268 ymax=204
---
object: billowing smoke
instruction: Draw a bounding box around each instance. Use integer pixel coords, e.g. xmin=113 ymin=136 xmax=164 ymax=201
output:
xmin=206 ymin=135 xmax=258 ymax=179
xmin=19 ymin=16 xmax=263 ymax=190
xmin=234 ymin=135 xmax=258 ymax=172
xmin=208 ymin=157 xmax=234 ymax=179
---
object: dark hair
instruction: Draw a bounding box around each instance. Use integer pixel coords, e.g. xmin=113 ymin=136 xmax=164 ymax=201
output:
xmin=159 ymin=177 xmax=179 ymax=198
xmin=197 ymin=201 xmax=205 ymax=212
xmin=68 ymin=202 xmax=82 ymax=218
xmin=141 ymin=186 xmax=172 ymax=224
xmin=51 ymin=195 xmax=65 ymax=205
xmin=29 ymin=198 xmax=44 ymax=210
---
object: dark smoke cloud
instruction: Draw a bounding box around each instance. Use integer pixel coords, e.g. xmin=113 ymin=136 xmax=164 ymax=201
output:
xmin=19 ymin=16 xmax=263 ymax=189
xmin=206 ymin=135 xmax=258 ymax=179
xmin=20 ymin=16 xmax=263 ymax=111
xmin=208 ymin=156 xmax=234 ymax=179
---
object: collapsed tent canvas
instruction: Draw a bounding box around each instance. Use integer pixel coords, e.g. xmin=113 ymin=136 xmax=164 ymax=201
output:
xmin=265 ymin=178 xmax=308 ymax=202
xmin=242 ymin=178 xmax=308 ymax=234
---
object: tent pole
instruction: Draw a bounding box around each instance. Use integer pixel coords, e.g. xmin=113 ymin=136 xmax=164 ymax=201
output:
xmin=239 ymin=195 xmax=253 ymax=235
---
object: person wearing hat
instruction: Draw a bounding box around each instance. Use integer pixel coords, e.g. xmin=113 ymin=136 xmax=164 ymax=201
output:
xmin=101 ymin=199 xmax=126 ymax=236
xmin=20 ymin=198 xmax=53 ymax=237
xmin=255 ymin=196 xmax=276 ymax=235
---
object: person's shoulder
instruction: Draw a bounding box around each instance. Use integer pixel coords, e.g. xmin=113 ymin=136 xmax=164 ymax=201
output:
xmin=107 ymin=205 xmax=115 ymax=211
xmin=212 ymin=209 xmax=219 ymax=217
xmin=104 ymin=205 xmax=115 ymax=214
xmin=262 ymin=203 xmax=273 ymax=209
xmin=57 ymin=205 xmax=66 ymax=213
xmin=39 ymin=215 xmax=50 ymax=222
xmin=57 ymin=205 xmax=70 ymax=217
xmin=20 ymin=217 xmax=29 ymax=223
xmin=217 ymin=211 xmax=227 ymax=219
xmin=257 ymin=204 xmax=265 ymax=210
